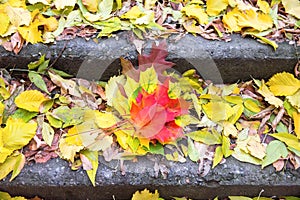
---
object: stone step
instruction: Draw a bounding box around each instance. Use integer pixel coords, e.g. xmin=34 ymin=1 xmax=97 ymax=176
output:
xmin=0 ymin=32 xmax=299 ymax=83
xmin=0 ymin=32 xmax=300 ymax=199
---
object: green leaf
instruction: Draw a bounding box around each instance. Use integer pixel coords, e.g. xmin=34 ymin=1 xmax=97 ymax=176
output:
xmin=28 ymin=71 xmax=49 ymax=94
xmin=283 ymin=197 xmax=300 ymax=200
xmin=232 ymin=148 xmax=262 ymax=165
xmin=37 ymin=59 xmax=50 ymax=73
xmin=28 ymin=55 xmax=45 ymax=70
xmin=46 ymin=113 xmax=63 ymax=128
xmin=271 ymin=133 xmax=300 ymax=151
xmin=262 ymin=140 xmax=288 ymax=168
xmin=80 ymin=150 xmax=98 ymax=187
xmin=212 ymin=146 xmax=223 ymax=168
xmin=42 ymin=122 xmax=55 ymax=146
xmin=0 ymin=191 xmax=11 ymax=199
xmin=187 ymin=137 xmax=200 ymax=162
xmin=11 ymin=109 xmax=38 ymax=122
xmin=127 ymin=136 xmax=140 ymax=153
xmin=50 ymin=69 xmax=73 ymax=78
xmin=187 ymin=129 xmax=222 ymax=145
xmin=51 ymin=106 xmax=86 ymax=128
xmin=149 ymin=143 xmax=164 ymax=155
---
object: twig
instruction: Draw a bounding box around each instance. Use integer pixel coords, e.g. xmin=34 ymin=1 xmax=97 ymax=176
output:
xmin=47 ymin=41 xmax=69 ymax=71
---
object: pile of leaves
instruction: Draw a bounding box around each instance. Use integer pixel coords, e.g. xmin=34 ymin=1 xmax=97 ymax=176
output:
xmin=1 ymin=189 xmax=300 ymax=199
xmin=0 ymin=42 xmax=300 ymax=186
xmin=0 ymin=0 xmax=300 ymax=53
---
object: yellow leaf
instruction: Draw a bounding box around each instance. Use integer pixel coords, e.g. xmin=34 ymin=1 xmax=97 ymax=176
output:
xmin=206 ymin=0 xmax=229 ymax=16
xmin=0 ymin=118 xmax=37 ymax=163
xmin=95 ymin=111 xmax=117 ymax=129
xmin=37 ymin=15 xmax=58 ymax=32
xmin=5 ymin=5 xmax=31 ymax=27
xmin=0 ymin=102 xmax=5 ymax=124
xmin=17 ymin=21 xmax=43 ymax=44
xmin=247 ymin=136 xmax=266 ymax=160
xmin=0 ymin=13 xmax=10 ymax=35
xmin=7 ymin=0 xmax=26 ymax=8
xmin=293 ymin=112 xmax=300 ymax=139
xmin=287 ymin=89 xmax=300 ymax=111
xmin=266 ymin=72 xmax=300 ymax=96
xmin=244 ymin=99 xmax=261 ymax=113
xmin=257 ymin=0 xmax=271 ymax=14
xmin=15 ymin=90 xmax=47 ymax=112
xmin=222 ymin=8 xmax=241 ymax=32
xmin=238 ymin=9 xmax=273 ymax=31
xmin=139 ymin=67 xmax=158 ymax=94
xmin=202 ymin=101 xmax=234 ymax=122
xmin=282 ymin=0 xmax=300 ymax=19
xmin=257 ymin=81 xmax=283 ymax=108
xmin=0 ymin=153 xmax=25 ymax=181
xmin=114 ymin=130 xmax=129 ymax=149
xmin=132 ymin=189 xmax=160 ymax=200
xmin=121 ymin=6 xmax=143 ymax=19
xmin=54 ymin=0 xmax=76 ymax=10
xmin=182 ymin=19 xmax=204 ymax=34
xmin=223 ymin=121 xmax=238 ymax=137
xmin=82 ymin=0 xmax=101 ymax=13
xmin=59 ymin=137 xmax=84 ymax=162
xmin=182 ymin=4 xmax=208 ymax=25
xmin=228 ymin=104 xmax=244 ymax=124
xmin=212 ymin=146 xmax=223 ymax=168
xmin=80 ymin=150 xmax=98 ymax=186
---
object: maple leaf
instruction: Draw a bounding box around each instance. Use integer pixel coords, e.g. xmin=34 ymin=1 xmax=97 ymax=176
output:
xmin=129 ymin=80 xmax=190 ymax=143
xmin=137 ymin=41 xmax=175 ymax=82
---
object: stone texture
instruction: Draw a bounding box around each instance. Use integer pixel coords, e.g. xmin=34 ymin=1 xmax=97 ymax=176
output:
xmin=0 ymin=32 xmax=299 ymax=83
xmin=0 ymin=156 xmax=299 ymax=199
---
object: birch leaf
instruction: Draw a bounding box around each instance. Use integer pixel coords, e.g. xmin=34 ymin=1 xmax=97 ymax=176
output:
xmin=271 ymin=133 xmax=300 ymax=151
xmin=282 ymin=0 xmax=300 ymax=19
xmin=0 ymin=13 xmax=10 ymax=35
xmin=262 ymin=140 xmax=288 ymax=168
xmin=0 ymin=153 xmax=25 ymax=181
xmin=42 ymin=122 xmax=55 ymax=146
xmin=5 ymin=6 xmax=31 ymax=27
xmin=15 ymin=90 xmax=47 ymax=112
xmin=266 ymin=72 xmax=300 ymax=96
xmin=80 ymin=150 xmax=98 ymax=186
xmin=206 ymin=0 xmax=228 ymax=16
xmin=257 ymin=81 xmax=283 ymax=107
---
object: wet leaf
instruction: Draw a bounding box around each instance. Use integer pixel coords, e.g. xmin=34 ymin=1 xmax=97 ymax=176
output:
xmin=262 ymin=140 xmax=288 ymax=168
xmin=15 ymin=90 xmax=47 ymax=112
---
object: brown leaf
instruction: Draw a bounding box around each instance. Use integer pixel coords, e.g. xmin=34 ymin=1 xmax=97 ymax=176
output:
xmin=272 ymin=159 xmax=285 ymax=171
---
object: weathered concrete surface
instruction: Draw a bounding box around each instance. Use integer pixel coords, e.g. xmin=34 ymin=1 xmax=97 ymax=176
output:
xmin=0 ymin=156 xmax=299 ymax=199
xmin=0 ymin=32 xmax=299 ymax=83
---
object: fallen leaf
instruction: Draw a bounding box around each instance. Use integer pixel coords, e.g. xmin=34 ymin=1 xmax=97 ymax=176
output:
xmin=5 ymin=6 xmax=31 ymax=27
xmin=266 ymin=72 xmax=300 ymax=96
xmin=17 ymin=21 xmax=43 ymax=44
xmin=132 ymin=189 xmax=160 ymax=200
xmin=206 ymin=0 xmax=228 ymax=16
xmin=15 ymin=90 xmax=47 ymax=112
xmin=282 ymin=0 xmax=300 ymax=19
xmin=0 ymin=13 xmax=10 ymax=35
xmin=181 ymin=4 xmax=208 ymax=25
xmin=80 ymin=150 xmax=98 ymax=186
xmin=257 ymin=81 xmax=283 ymax=107
xmin=54 ymin=0 xmax=76 ymax=10
xmin=262 ymin=140 xmax=288 ymax=168
xmin=0 ymin=153 xmax=25 ymax=181
xmin=271 ymin=133 xmax=300 ymax=151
